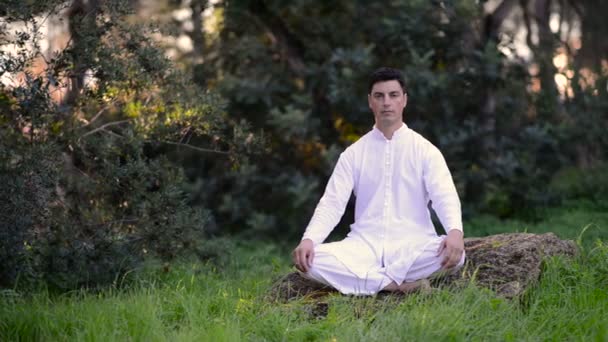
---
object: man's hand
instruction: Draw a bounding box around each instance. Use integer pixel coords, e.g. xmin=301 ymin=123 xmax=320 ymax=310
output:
xmin=437 ymin=229 xmax=464 ymax=270
xmin=292 ymin=239 xmax=315 ymax=273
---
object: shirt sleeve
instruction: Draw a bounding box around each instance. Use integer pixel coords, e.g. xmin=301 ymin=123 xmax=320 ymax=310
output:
xmin=302 ymin=150 xmax=355 ymax=245
xmin=422 ymin=145 xmax=463 ymax=233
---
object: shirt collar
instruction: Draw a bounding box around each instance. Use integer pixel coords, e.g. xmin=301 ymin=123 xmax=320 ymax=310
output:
xmin=372 ymin=122 xmax=408 ymax=141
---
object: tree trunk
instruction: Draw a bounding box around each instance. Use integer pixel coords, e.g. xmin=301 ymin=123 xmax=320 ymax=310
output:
xmin=65 ymin=0 xmax=100 ymax=106
xmin=190 ymin=0 xmax=206 ymax=64
xmin=534 ymin=0 xmax=559 ymax=101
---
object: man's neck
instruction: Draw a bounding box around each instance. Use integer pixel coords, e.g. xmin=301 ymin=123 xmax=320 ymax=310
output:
xmin=376 ymin=122 xmax=404 ymax=140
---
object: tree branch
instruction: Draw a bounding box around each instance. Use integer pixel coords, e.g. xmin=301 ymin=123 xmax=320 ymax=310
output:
xmin=153 ymin=140 xmax=230 ymax=155
xmin=81 ymin=102 xmax=116 ymax=127
xmin=484 ymin=0 xmax=518 ymax=43
xmin=78 ymin=120 xmax=130 ymax=140
xmin=520 ymin=0 xmax=535 ymax=49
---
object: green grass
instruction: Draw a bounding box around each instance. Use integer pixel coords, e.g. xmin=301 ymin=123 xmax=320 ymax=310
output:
xmin=1 ymin=205 xmax=608 ymax=341
xmin=467 ymin=201 xmax=608 ymax=247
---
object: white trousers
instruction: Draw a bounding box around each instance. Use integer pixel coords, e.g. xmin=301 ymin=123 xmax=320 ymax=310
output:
xmin=302 ymin=238 xmax=465 ymax=295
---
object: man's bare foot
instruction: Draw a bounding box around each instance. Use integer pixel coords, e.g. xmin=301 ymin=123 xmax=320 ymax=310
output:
xmin=398 ymin=279 xmax=432 ymax=294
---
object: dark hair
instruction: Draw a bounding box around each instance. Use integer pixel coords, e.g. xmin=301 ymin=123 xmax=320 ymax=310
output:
xmin=368 ymin=67 xmax=406 ymax=94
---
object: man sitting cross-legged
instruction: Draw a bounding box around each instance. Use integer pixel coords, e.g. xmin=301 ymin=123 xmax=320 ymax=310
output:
xmin=292 ymin=67 xmax=465 ymax=295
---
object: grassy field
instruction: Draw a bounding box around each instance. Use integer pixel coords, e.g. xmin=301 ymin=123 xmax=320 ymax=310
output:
xmin=1 ymin=204 xmax=607 ymax=341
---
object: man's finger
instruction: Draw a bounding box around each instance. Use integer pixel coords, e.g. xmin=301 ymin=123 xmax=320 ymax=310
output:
xmin=445 ymin=250 xmax=461 ymax=269
xmin=442 ymin=243 xmax=454 ymax=259
xmin=297 ymin=250 xmax=306 ymax=272
xmin=298 ymin=250 xmax=308 ymax=272
xmin=437 ymin=239 xmax=446 ymax=256
xmin=445 ymin=255 xmax=456 ymax=269
xmin=294 ymin=255 xmax=302 ymax=272
xmin=299 ymin=251 xmax=306 ymax=272
xmin=440 ymin=252 xmax=449 ymax=267
xmin=295 ymin=249 xmax=303 ymax=271
xmin=441 ymin=248 xmax=455 ymax=269
xmin=306 ymin=250 xmax=314 ymax=269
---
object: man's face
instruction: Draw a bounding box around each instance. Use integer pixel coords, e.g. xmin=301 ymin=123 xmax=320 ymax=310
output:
xmin=368 ymin=80 xmax=407 ymax=128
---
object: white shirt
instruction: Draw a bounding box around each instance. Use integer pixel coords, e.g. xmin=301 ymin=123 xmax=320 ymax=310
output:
xmin=302 ymin=123 xmax=462 ymax=284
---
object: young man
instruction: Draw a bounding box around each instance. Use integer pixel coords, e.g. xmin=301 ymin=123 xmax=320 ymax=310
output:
xmin=292 ymin=67 xmax=465 ymax=295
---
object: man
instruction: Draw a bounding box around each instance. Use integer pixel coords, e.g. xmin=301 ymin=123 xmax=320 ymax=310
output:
xmin=292 ymin=67 xmax=465 ymax=295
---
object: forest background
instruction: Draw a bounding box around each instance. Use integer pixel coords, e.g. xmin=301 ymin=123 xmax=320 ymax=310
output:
xmin=1 ymin=0 xmax=607 ymax=291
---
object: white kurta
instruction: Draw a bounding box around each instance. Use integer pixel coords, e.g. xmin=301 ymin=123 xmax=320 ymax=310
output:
xmin=302 ymin=123 xmax=463 ymax=294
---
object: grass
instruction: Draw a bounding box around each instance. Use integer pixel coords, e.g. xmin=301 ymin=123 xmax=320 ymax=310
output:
xmin=1 ymin=204 xmax=607 ymax=341
xmin=467 ymin=201 xmax=608 ymax=247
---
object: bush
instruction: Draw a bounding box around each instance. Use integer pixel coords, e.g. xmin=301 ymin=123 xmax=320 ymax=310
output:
xmin=0 ymin=1 xmax=257 ymax=290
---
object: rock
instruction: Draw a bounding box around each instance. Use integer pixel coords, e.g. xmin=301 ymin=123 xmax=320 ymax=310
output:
xmin=267 ymin=272 xmax=336 ymax=302
xmin=438 ymin=232 xmax=577 ymax=298
xmin=268 ymin=233 xmax=577 ymax=301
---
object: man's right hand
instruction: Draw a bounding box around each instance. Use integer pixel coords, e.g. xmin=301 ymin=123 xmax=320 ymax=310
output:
xmin=292 ymin=239 xmax=314 ymax=273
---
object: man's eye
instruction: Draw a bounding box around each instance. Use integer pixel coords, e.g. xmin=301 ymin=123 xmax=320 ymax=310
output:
xmin=374 ymin=94 xmax=383 ymax=99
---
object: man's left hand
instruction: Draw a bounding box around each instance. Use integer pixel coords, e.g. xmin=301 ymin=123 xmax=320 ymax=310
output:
xmin=437 ymin=229 xmax=464 ymax=270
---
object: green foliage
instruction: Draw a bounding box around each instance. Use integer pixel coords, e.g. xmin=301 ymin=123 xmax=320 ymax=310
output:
xmin=0 ymin=0 xmax=62 ymax=20
xmin=0 ymin=142 xmax=59 ymax=287
xmin=550 ymin=163 xmax=608 ymax=206
xmin=0 ymin=1 xmax=257 ymax=289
